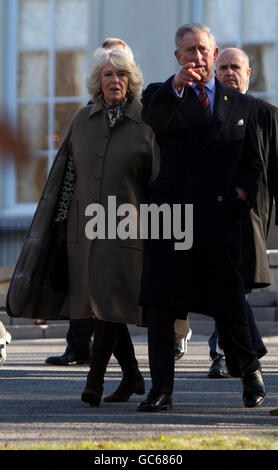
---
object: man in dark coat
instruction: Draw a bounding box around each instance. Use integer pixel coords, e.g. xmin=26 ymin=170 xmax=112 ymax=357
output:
xmin=206 ymin=47 xmax=278 ymax=378
xmin=137 ymin=23 xmax=265 ymax=412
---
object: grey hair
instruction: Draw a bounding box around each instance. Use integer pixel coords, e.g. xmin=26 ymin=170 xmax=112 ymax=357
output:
xmin=175 ymin=22 xmax=217 ymax=51
xmin=101 ymin=37 xmax=134 ymax=60
xmin=87 ymin=48 xmax=143 ymax=102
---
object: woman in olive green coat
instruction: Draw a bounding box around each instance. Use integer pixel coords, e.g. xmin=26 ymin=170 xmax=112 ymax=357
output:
xmin=7 ymin=47 xmax=158 ymax=406
xmin=78 ymin=48 xmax=158 ymax=406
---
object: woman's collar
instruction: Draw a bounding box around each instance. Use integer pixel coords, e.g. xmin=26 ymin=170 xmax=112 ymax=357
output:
xmin=88 ymin=96 xmax=141 ymax=123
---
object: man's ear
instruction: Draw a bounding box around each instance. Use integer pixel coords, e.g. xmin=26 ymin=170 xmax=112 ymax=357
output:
xmin=175 ymin=49 xmax=182 ymax=65
xmin=213 ymin=47 xmax=220 ymax=62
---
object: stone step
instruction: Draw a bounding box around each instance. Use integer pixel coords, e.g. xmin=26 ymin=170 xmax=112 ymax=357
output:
xmin=0 ymin=266 xmax=14 ymax=283
xmin=189 ymin=309 xmax=278 ymax=322
xmin=248 ymin=289 xmax=277 ymax=306
xmin=5 ymin=322 xmax=69 ymax=340
xmin=6 ymin=320 xmax=278 ymax=339
xmin=252 ymin=306 xmax=278 ymax=322
xmin=1 ymin=311 xmax=277 ymax=340
xmin=0 ymin=292 xmax=6 ymax=310
xmin=0 ymin=312 xmax=40 ymax=325
xmin=1 ymin=271 xmax=278 ymax=339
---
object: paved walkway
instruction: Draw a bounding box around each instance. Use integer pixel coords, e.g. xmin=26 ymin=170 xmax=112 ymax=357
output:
xmin=1 ymin=334 xmax=278 ymax=448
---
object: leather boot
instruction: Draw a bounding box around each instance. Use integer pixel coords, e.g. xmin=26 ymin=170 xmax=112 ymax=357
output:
xmin=103 ymin=367 xmax=145 ymax=402
xmin=81 ymin=320 xmax=119 ymax=407
xmin=103 ymin=325 xmax=145 ymax=402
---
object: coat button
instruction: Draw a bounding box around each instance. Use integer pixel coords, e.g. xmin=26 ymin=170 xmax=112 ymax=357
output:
xmin=217 ymin=195 xmax=223 ymax=202
xmin=95 ymin=176 xmax=101 ymax=180
xmin=96 ymin=153 xmax=103 ymax=158
xmin=104 ymin=133 xmax=109 ymax=138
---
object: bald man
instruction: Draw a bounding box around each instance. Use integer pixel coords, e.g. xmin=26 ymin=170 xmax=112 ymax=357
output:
xmin=215 ymin=48 xmax=251 ymax=93
xmin=206 ymin=47 xmax=278 ymax=379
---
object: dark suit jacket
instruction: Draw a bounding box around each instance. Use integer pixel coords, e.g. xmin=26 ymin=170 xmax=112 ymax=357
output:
xmin=139 ymin=77 xmax=262 ymax=317
xmin=239 ymin=98 xmax=278 ymax=289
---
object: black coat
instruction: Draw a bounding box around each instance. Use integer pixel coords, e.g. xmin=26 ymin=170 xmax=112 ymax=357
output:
xmin=139 ymin=77 xmax=262 ymax=317
xmin=239 ymin=98 xmax=278 ymax=289
xmin=6 ymin=126 xmax=72 ymax=319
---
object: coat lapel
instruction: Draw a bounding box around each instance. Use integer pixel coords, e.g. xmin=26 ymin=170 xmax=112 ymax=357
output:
xmin=180 ymin=79 xmax=238 ymax=168
xmin=209 ymin=79 xmax=237 ymax=138
xmin=179 ymin=81 xmax=236 ymax=140
xmin=179 ymin=86 xmax=208 ymax=132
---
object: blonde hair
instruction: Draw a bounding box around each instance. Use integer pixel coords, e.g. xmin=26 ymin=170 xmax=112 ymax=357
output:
xmin=87 ymin=48 xmax=143 ymax=102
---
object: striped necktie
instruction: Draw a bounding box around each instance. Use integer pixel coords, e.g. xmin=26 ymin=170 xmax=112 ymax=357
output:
xmin=196 ymin=85 xmax=212 ymax=123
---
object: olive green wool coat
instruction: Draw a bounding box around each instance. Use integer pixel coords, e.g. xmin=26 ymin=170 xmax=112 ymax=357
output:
xmin=7 ymin=98 xmax=159 ymax=325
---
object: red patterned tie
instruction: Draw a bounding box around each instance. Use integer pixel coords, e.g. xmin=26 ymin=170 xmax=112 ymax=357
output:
xmin=196 ymin=85 xmax=212 ymax=123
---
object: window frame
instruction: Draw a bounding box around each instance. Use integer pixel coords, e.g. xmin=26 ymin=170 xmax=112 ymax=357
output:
xmin=1 ymin=0 xmax=91 ymax=218
xmin=190 ymin=0 xmax=278 ymax=104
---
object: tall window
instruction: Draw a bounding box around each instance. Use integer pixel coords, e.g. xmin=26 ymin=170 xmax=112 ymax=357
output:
xmin=202 ymin=0 xmax=278 ymax=104
xmin=3 ymin=0 xmax=89 ymax=214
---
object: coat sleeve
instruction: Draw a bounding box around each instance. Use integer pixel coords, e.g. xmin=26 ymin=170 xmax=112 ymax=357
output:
xmin=5 ymin=122 xmax=74 ymax=319
xmin=234 ymin=98 xmax=264 ymax=209
xmin=142 ymin=76 xmax=188 ymax=137
xmin=268 ymin=106 xmax=278 ymax=225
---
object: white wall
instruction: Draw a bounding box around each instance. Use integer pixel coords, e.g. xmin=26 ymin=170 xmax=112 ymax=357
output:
xmin=87 ymin=0 xmax=191 ymax=87
xmin=0 ymin=0 xmax=4 ymax=108
xmin=0 ymin=0 xmax=5 ymax=210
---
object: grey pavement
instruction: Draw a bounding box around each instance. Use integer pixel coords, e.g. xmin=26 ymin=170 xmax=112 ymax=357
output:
xmin=1 ymin=333 xmax=278 ymax=449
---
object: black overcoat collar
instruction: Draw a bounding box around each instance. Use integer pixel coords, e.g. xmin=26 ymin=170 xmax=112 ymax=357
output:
xmin=180 ymin=78 xmax=238 ymax=139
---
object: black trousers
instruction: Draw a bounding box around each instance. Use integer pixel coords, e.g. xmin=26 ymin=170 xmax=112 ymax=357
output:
xmin=91 ymin=319 xmax=139 ymax=373
xmin=209 ymin=301 xmax=267 ymax=359
xmin=66 ymin=319 xmax=95 ymax=357
xmin=145 ymin=301 xmax=260 ymax=394
xmin=146 ymin=306 xmax=176 ymax=394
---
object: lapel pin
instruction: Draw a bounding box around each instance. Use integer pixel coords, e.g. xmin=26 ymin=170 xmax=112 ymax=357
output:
xmin=224 ymin=96 xmax=228 ymax=101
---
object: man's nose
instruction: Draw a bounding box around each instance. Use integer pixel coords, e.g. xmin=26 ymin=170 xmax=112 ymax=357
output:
xmin=194 ymin=49 xmax=203 ymax=61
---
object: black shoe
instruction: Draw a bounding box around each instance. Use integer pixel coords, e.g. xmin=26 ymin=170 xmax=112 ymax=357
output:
xmin=81 ymin=388 xmax=102 ymax=407
xmin=208 ymin=355 xmax=230 ymax=379
xmin=103 ymin=370 xmax=145 ymax=402
xmin=242 ymin=367 xmax=265 ymax=408
xmin=137 ymin=391 xmax=172 ymax=412
xmin=174 ymin=328 xmax=192 ymax=361
xmin=45 ymin=351 xmax=90 ymax=365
